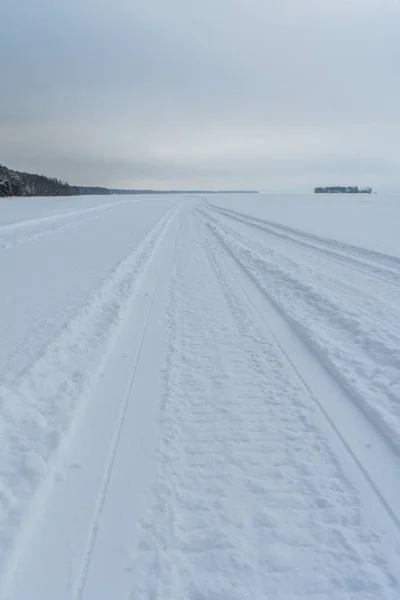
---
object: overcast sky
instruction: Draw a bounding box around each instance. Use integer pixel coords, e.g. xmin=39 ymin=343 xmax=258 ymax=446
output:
xmin=1 ymin=0 xmax=399 ymax=191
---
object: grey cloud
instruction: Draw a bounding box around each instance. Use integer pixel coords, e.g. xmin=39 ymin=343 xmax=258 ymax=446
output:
xmin=1 ymin=0 xmax=400 ymax=191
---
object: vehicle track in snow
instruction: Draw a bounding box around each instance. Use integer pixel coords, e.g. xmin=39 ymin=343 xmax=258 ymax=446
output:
xmin=73 ymin=205 xmax=181 ymax=600
xmin=128 ymin=206 xmax=400 ymax=600
xmin=200 ymin=204 xmax=400 ymax=454
xmin=2 ymin=199 xmax=400 ymax=599
xmin=200 ymin=208 xmax=400 ymax=537
xmin=1 ymin=203 xmax=181 ymax=600
xmin=206 ymin=202 xmax=400 ymax=290
xmin=0 ymin=200 xmax=138 ymax=251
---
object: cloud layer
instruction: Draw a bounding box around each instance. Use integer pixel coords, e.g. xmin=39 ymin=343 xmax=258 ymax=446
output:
xmin=1 ymin=0 xmax=399 ymax=191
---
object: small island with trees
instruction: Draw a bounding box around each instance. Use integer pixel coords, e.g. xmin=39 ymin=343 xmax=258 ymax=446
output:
xmin=314 ymin=186 xmax=373 ymax=194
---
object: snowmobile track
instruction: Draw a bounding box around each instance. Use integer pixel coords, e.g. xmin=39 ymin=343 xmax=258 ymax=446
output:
xmin=206 ymin=202 xmax=400 ymax=288
xmin=1 ymin=204 xmax=181 ymax=600
xmin=201 ymin=210 xmax=400 ymax=539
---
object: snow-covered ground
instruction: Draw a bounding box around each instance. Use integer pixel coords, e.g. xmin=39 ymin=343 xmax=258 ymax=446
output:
xmin=211 ymin=193 xmax=400 ymax=256
xmin=1 ymin=193 xmax=400 ymax=599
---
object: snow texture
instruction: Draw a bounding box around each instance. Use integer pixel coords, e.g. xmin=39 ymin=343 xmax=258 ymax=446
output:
xmin=0 ymin=193 xmax=399 ymax=599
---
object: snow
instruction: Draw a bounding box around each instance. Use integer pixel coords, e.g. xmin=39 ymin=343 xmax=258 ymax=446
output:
xmin=203 ymin=202 xmax=400 ymax=454
xmin=0 ymin=196 xmax=120 ymax=227
xmin=210 ymin=192 xmax=400 ymax=257
xmin=0 ymin=193 xmax=400 ymax=599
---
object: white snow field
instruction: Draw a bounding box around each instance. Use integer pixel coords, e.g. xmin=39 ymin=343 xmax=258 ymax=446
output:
xmin=1 ymin=193 xmax=400 ymax=599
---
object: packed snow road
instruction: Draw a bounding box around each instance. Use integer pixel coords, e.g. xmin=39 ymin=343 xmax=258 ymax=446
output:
xmin=1 ymin=194 xmax=400 ymax=599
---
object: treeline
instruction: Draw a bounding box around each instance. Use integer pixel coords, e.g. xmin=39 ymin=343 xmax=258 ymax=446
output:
xmin=0 ymin=164 xmax=111 ymax=197
xmin=314 ymin=186 xmax=373 ymax=194
xmin=0 ymin=162 xmax=260 ymax=198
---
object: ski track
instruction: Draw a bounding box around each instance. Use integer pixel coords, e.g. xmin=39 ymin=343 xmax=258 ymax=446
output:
xmin=1 ymin=196 xmax=400 ymax=599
